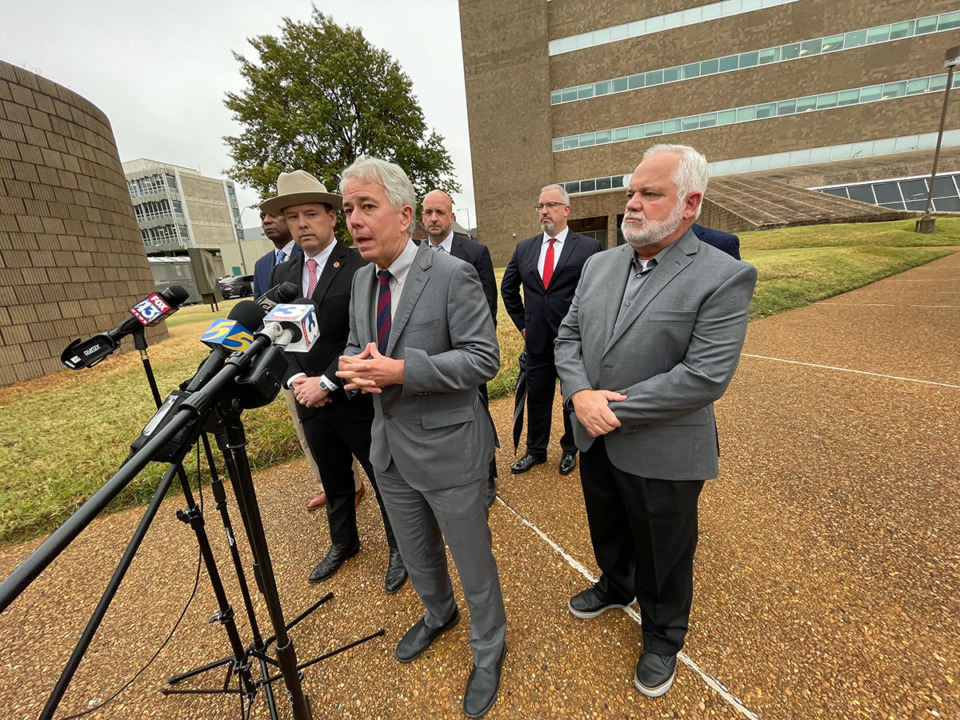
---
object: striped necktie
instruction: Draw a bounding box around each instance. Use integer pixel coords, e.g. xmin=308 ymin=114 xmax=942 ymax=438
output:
xmin=306 ymin=258 xmax=318 ymax=297
xmin=276 ymin=249 xmax=285 ymax=265
xmin=376 ymin=270 xmax=392 ymax=354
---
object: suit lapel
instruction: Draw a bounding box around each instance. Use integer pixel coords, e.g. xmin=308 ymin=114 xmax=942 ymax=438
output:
xmin=603 ymin=245 xmax=633 ymax=346
xmin=603 ymin=233 xmax=697 ymax=354
xmin=552 ymin=232 xmax=579 ymax=278
xmin=450 ymin=234 xmax=464 ymax=260
xmin=387 ymin=245 xmax=432 ymax=356
xmin=525 ymin=235 xmax=546 ymax=291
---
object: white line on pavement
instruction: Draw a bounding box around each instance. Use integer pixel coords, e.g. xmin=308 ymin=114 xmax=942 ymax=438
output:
xmin=741 ymin=354 xmax=960 ymax=388
xmin=496 ymin=496 xmax=761 ymax=720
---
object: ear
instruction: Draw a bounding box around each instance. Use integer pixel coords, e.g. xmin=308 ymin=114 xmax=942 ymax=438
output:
xmin=683 ymin=192 xmax=702 ymax=220
xmin=400 ymin=205 xmax=415 ymax=234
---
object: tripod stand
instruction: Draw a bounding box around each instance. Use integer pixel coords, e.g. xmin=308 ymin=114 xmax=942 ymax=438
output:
xmin=0 ymin=324 xmax=383 ymax=719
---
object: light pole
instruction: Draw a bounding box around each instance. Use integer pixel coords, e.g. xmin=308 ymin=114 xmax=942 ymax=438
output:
xmin=916 ymin=45 xmax=960 ymax=234
xmin=457 ymin=207 xmax=473 ymax=235
xmin=234 ymin=205 xmax=252 ymax=273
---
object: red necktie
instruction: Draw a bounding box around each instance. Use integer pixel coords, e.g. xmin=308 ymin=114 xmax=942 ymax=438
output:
xmin=306 ymin=258 xmax=318 ymax=296
xmin=542 ymin=238 xmax=556 ymax=289
xmin=376 ymin=270 xmax=392 ymax=355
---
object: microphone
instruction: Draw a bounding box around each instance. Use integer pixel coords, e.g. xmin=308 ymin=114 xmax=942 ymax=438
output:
xmin=61 ymin=285 xmax=190 ymax=370
xmin=258 ymin=300 xmax=319 ymax=352
xmin=182 ymin=301 xmax=266 ymax=393
xmin=256 ymin=281 xmax=300 ymax=311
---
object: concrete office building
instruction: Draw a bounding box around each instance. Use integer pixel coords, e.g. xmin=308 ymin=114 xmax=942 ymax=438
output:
xmin=123 ymin=159 xmax=244 ymax=261
xmin=460 ymin=0 xmax=960 ymax=264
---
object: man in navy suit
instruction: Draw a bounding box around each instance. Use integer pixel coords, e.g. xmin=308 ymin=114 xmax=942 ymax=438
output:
xmin=421 ymin=190 xmax=500 ymax=506
xmin=502 ymin=184 xmax=602 ymax=476
xmin=691 ymin=223 xmax=740 ymax=260
xmin=252 ymin=210 xmax=301 ymax=299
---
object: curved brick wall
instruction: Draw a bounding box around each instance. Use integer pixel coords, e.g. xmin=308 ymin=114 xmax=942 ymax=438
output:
xmin=0 ymin=60 xmax=165 ymax=386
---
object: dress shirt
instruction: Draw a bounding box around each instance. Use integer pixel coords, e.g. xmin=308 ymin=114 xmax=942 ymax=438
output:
xmin=613 ymin=242 xmax=674 ymax=330
xmin=538 ymin=226 xmax=569 ymax=280
xmin=275 ymin=239 xmax=297 ymax=264
xmin=300 ymin=240 xmax=337 ymax=298
xmin=380 ymin=239 xmax=418 ymax=320
xmin=428 ymin=231 xmax=454 ymax=254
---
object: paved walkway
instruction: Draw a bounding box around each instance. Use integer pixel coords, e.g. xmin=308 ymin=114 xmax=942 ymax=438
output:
xmin=1 ymin=252 xmax=957 ymax=719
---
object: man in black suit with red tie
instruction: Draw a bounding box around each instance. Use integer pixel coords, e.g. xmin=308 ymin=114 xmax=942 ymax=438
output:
xmin=501 ymin=184 xmax=602 ymax=476
xmin=421 ymin=190 xmax=500 ymax=506
xmin=261 ymin=170 xmax=406 ymax=594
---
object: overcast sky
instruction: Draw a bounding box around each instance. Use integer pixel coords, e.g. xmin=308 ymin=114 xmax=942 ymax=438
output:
xmin=2 ymin=0 xmax=477 ymax=228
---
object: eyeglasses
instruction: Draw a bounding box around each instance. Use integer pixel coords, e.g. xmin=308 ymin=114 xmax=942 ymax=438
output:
xmin=535 ymin=202 xmax=566 ymax=211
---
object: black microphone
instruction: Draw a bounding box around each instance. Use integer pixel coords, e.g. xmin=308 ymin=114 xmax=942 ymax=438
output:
xmin=256 ymin=281 xmax=300 ymax=311
xmin=61 ymin=285 xmax=190 ymax=370
xmin=182 ymin=301 xmax=267 ymax=393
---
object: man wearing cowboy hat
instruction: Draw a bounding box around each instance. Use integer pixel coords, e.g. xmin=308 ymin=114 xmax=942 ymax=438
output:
xmin=261 ymin=170 xmax=407 ymax=593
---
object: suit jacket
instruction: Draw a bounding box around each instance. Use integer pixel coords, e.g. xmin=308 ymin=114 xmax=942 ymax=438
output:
xmin=449 ymin=233 xmax=498 ymax=324
xmin=253 ymin=243 xmax=303 ymax=298
xmin=501 ymin=231 xmax=602 ymax=354
xmin=692 ymin=223 xmax=740 ymax=260
xmin=271 ymin=240 xmax=371 ymax=422
xmin=345 ymin=242 xmax=500 ymax=489
xmin=554 ymin=229 xmax=756 ymax=481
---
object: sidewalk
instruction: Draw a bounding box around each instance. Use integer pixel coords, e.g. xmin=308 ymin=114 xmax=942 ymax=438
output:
xmin=1 ymin=251 xmax=957 ymax=719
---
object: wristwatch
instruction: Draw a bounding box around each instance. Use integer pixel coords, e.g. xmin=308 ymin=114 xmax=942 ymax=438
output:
xmin=317 ymin=375 xmax=338 ymax=392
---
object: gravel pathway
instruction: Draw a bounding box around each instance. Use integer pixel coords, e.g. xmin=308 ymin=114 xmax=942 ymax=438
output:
xmin=2 ymin=251 xmax=957 ymax=719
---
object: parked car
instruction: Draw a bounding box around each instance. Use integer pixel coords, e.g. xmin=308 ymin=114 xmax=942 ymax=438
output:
xmin=218 ymin=274 xmax=254 ymax=299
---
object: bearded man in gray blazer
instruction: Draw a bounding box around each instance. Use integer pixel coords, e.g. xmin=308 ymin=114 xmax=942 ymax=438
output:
xmin=336 ymin=157 xmax=506 ymax=719
xmin=555 ymin=144 xmax=756 ymax=699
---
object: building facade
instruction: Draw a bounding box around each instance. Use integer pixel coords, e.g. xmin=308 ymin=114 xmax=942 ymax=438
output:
xmin=123 ymin=159 xmax=243 ymax=258
xmin=460 ymin=0 xmax=960 ymax=264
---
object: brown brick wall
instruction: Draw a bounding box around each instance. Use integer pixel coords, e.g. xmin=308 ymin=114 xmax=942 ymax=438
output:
xmin=547 ymin=0 xmax=955 ymax=88
xmin=460 ymin=0 xmax=557 ymax=267
xmin=0 ymin=61 xmax=164 ymax=387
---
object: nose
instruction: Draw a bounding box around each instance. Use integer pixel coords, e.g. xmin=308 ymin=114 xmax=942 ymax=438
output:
xmin=626 ymin=194 xmax=642 ymax=212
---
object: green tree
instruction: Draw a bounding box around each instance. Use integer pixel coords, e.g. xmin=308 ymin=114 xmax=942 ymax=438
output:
xmin=224 ymin=8 xmax=460 ymax=212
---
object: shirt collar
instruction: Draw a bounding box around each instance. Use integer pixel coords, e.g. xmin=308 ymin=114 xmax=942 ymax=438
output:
xmin=277 ymin=239 xmax=296 ymax=258
xmin=429 ymin=231 xmax=454 ymax=253
xmin=542 ymin=226 xmax=569 ymax=244
xmin=383 ymin=239 xmax=418 ymax=286
xmin=303 ymin=238 xmax=337 ymax=270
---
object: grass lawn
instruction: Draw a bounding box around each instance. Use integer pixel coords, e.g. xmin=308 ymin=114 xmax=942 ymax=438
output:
xmin=1 ymin=218 xmax=957 ymax=543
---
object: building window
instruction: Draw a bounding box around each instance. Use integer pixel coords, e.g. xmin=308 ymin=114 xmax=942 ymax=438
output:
xmin=553 ymin=72 xmax=959 ymax=153
xmin=548 ymin=0 xmax=802 ymax=56
xmin=550 ymin=12 xmax=960 ymax=106
xmin=563 ymin=132 xmax=960 ymax=194
xmin=815 ymin=173 xmax=960 ymax=213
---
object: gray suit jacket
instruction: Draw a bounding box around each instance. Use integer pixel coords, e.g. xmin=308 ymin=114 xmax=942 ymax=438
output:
xmin=345 ymin=242 xmax=500 ymax=489
xmin=555 ymin=230 xmax=757 ymax=481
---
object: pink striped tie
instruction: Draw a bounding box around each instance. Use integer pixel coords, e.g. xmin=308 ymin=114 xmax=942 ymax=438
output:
xmin=306 ymin=258 xmax=318 ymax=297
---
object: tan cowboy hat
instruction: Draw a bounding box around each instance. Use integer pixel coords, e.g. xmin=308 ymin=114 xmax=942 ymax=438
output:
xmin=259 ymin=170 xmax=343 ymax=214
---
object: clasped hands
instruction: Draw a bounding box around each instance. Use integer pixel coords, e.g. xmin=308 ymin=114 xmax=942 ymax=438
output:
xmin=336 ymin=342 xmax=404 ymax=393
xmin=571 ymin=389 xmax=627 ymax=437
xmin=292 ymin=375 xmax=330 ymax=408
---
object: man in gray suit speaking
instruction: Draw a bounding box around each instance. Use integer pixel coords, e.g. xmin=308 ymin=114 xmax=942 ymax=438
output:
xmin=555 ymin=144 xmax=756 ymax=698
xmin=336 ymin=157 xmax=507 ymax=719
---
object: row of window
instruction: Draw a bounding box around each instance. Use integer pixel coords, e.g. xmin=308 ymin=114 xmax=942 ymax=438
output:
xmin=140 ymin=224 xmax=189 ymax=247
xmin=128 ymin=172 xmax=179 ymax=198
xmin=553 ymin=73 xmax=959 ymax=153
xmin=133 ymin=198 xmax=184 ymax=222
xmin=560 ymin=129 xmax=960 ymax=196
xmin=551 ymin=12 xmax=960 ymax=105
xmin=549 ymin=0 xmax=800 ymax=56
xmin=817 ymin=173 xmax=960 ymax=213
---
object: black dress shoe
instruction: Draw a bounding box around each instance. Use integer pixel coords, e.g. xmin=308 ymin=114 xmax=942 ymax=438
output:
xmin=384 ymin=548 xmax=408 ymax=594
xmin=635 ymin=651 xmax=677 ymax=697
xmin=395 ymin=608 xmax=460 ymax=663
xmin=568 ymin=583 xmax=635 ymax=619
xmin=308 ymin=541 xmax=360 ymax=583
xmin=558 ymin=452 xmax=577 ymax=475
xmin=463 ymin=642 xmax=507 ymax=718
xmin=510 ymin=453 xmax=546 ymax=474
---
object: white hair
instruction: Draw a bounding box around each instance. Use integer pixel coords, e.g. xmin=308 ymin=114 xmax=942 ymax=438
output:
xmin=540 ymin=183 xmax=570 ymax=205
xmin=642 ymin=144 xmax=708 ymax=219
xmin=339 ymin=157 xmax=416 ymax=236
